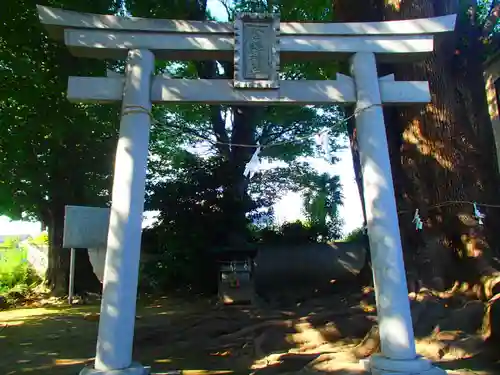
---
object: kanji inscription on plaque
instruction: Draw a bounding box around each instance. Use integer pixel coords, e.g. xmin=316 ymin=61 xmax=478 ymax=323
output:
xmin=234 ymin=12 xmax=280 ymax=89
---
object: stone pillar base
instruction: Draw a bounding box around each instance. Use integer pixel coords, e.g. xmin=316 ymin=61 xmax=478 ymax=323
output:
xmin=363 ymin=355 xmax=447 ymax=375
xmin=79 ymin=362 xmax=149 ymax=375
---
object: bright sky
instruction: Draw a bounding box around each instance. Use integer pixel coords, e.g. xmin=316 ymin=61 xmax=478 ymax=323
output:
xmin=273 ymin=141 xmax=364 ymax=235
xmin=0 ymin=216 xmax=41 ymax=236
xmin=0 ymin=1 xmax=364 ymax=238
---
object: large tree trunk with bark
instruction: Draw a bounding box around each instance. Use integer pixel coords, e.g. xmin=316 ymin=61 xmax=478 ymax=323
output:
xmin=195 ymin=59 xmax=258 ymax=247
xmin=131 ymin=0 xmax=258 ymax=247
xmin=334 ymin=0 xmax=500 ymax=295
xmin=184 ymin=0 xmax=257 ymax=247
xmin=334 ymin=2 xmax=382 ymax=228
xmin=380 ymin=0 xmax=500 ymax=295
xmin=333 ymin=0 xmax=385 ymax=287
xmin=44 ymin=202 xmax=69 ymax=296
xmin=43 ymin=135 xmax=103 ymax=296
xmin=222 ymin=108 xmax=259 ymax=246
xmin=334 ymin=0 xmax=500 ymax=357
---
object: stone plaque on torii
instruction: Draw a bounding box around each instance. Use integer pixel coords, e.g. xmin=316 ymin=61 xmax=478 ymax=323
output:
xmin=233 ymin=13 xmax=280 ymax=89
xmin=36 ymin=5 xmax=456 ymax=375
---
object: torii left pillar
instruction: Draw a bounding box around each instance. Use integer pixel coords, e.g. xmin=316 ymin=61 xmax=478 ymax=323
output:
xmin=81 ymin=49 xmax=154 ymax=375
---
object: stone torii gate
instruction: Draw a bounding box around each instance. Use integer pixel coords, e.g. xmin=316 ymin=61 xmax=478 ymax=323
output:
xmin=37 ymin=6 xmax=456 ymax=375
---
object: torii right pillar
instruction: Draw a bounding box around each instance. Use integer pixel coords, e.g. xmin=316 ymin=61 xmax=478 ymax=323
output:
xmin=351 ymin=52 xmax=445 ymax=375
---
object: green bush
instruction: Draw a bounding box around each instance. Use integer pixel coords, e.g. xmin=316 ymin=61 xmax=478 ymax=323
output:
xmin=344 ymin=227 xmax=367 ymax=242
xmin=253 ymin=221 xmax=325 ymax=245
xmin=0 ymin=245 xmax=41 ymax=296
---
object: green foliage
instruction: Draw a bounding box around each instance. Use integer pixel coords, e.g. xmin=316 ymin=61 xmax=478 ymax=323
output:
xmin=252 ymin=220 xmax=329 ymax=245
xmin=233 ymin=0 xmax=339 ymax=81
xmin=0 ymin=0 xmax=124 ymax=292
xmin=0 ymin=0 xmax=120 ymax=222
xmin=131 ymin=0 xmax=346 ymax=267
xmin=0 ymin=245 xmax=41 ymax=295
xmin=302 ymin=174 xmax=344 ymax=241
xmin=132 ymin=0 xmax=348 ymax=291
xmin=343 ymin=227 xmax=367 ymax=242
xmin=140 ymin=152 xmax=226 ymax=291
xmin=126 ymin=0 xmax=346 ymax=178
xmin=458 ymin=0 xmax=500 ymax=61
xmin=474 ymin=0 xmax=499 ymax=32
xmin=276 ymin=221 xmax=321 ymax=244
xmin=1 ymin=0 xmax=349 ymax=293
xmin=232 ymin=0 xmax=332 ymax=21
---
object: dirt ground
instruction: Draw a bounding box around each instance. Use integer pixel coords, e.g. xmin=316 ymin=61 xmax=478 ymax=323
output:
xmin=0 ymin=289 xmax=499 ymax=375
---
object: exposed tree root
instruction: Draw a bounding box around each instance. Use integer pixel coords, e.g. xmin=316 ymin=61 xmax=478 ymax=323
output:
xmin=254 ymin=331 xmax=267 ymax=359
xmin=481 ymin=274 xmax=500 ymax=300
xmin=217 ymin=320 xmax=294 ymax=342
xmin=482 ymin=292 xmax=500 ymax=344
xmin=352 ymin=325 xmax=380 ymax=359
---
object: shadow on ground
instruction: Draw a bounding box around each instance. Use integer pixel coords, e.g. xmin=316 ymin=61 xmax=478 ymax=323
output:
xmin=1 ymin=293 xmax=499 ymax=375
xmin=0 ymin=297 xmax=240 ymax=375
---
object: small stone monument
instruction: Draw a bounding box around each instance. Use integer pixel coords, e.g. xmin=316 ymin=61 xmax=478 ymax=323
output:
xmin=218 ymin=259 xmax=254 ymax=305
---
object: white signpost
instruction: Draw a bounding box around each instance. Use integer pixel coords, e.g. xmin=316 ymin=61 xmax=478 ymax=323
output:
xmin=37 ymin=6 xmax=456 ymax=375
xmin=63 ymin=205 xmax=111 ymax=304
xmin=63 ymin=206 xmax=111 ymax=249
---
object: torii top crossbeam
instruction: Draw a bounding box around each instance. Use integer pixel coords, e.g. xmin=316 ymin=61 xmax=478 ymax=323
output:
xmin=37 ymin=5 xmax=455 ymax=62
xmin=36 ymin=6 xmax=455 ymax=106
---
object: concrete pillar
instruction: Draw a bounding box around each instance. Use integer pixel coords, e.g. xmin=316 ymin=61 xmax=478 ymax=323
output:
xmin=82 ymin=49 xmax=154 ymax=375
xmin=350 ymin=52 xmax=444 ymax=375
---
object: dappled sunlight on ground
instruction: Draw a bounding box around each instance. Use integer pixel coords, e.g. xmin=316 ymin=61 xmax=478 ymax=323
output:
xmin=0 ymin=293 xmax=498 ymax=375
xmin=0 ymin=296 xmax=244 ymax=375
xmin=1 ymin=306 xmax=98 ymax=374
xmin=1 ymin=305 xmax=99 ymax=321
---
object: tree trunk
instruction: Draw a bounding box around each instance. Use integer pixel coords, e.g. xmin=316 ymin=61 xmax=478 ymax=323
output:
xmin=333 ymin=0 xmax=384 ymax=285
xmin=195 ymin=57 xmax=261 ymax=247
xmin=185 ymin=0 xmax=253 ymax=245
xmin=74 ymin=250 xmax=102 ymax=294
xmin=334 ymin=3 xmax=383 ymax=233
xmin=44 ymin=203 xmax=69 ymax=296
xmin=129 ymin=0 xmax=257 ymax=247
xmin=347 ymin=123 xmax=367 ymax=230
xmin=334 ymin=0 xmax=500 ymax=295
xmin=225 ymin=106 xmax=261 ymax=246
xmin=379 ymin=0 xmax=500 ymax=294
